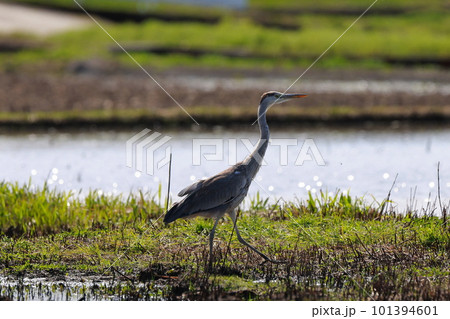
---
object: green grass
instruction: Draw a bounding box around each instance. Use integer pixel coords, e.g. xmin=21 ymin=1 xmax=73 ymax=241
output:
xmin=1 ymin=2 xmax=449 ymax=71
xmin=0 ymin=181 xmax=165 ymax=236
xmin=0 ymin=181 xmax=448 ymax=300
xmin=1 ymin=103 xmax=449 ymax=129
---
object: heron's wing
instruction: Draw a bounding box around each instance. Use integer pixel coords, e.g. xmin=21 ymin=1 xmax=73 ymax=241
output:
xmin=192 ymin=170 xmax=247 ymax=210
xmin=177 ymin=179 xmax=204 ymax=197
xmin=164 ymin=166 xmax=248 ymax=223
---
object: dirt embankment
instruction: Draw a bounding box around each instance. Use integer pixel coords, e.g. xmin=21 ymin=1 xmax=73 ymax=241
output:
xmin=1 ymin=63 xmax=449 ymax=128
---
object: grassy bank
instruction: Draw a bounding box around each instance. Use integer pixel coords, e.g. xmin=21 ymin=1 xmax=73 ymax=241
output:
xmin=0 ymin=181 xmax=448 ymax=300
xmin=1 ymin=1 xmax=449 ymax=71
xmin=1 ymin=104 xmax=450 ymax=130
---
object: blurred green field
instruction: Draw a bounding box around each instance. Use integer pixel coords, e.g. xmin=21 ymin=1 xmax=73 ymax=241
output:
xmin=1 ymin=0 xmax=449 ymax=71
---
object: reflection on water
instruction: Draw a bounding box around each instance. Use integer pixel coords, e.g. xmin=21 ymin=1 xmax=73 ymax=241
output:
xmin=0 ymin=276 xmax=161 ymax=301
xmin=0 ymin=127 xmax=449 ymax=209
xmin=139 ymin=0 xmax=246 ymax=10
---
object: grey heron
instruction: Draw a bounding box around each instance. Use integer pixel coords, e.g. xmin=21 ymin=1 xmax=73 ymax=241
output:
xmin=164 ymin=91 xmax=307 ymax=264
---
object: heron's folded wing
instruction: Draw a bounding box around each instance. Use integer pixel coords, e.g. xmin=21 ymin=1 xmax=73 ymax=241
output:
xmin=165 ymin=168 xmax=248 ymax=222
xmin=189 ymin=171 xmax=248 ymax=211
xmin=177 ymin=179 xmax=204 ymax=197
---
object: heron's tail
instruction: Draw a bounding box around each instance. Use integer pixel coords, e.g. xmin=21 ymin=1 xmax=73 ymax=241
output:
xmin=163 ymin=202 xmax=182 ymax=224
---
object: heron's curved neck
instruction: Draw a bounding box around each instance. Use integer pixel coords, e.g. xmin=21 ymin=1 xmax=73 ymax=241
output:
xmin=254 ymin=101 xmax=270 ymax=156
xmin=244 ymin=101 xmax=270 ymax=167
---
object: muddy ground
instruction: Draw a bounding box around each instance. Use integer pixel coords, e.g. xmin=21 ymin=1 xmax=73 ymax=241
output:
xmin=1 ymin=62 xmax=449 ymax=127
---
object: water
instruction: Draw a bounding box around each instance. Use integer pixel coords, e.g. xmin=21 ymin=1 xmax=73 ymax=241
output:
xmin=0 ymin=275 xmax=162 ymax=301
xmin=172 ymin=77 xmax=450 ymax=96
xmin=138 ymin=0 xmax=247 ymax=10
xmin=0 ymin=127 xmax=449 ymax=209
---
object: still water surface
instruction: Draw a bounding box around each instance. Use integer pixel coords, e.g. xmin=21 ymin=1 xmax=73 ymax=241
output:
xmin=0 ymin=127 xmax=449 ymax=209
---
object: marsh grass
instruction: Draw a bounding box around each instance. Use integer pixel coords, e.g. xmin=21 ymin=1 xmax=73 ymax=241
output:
xmin=0 ymin=181 xmax=162 ymax=236
xmin=0 ymin=181 xmax=448 ymax=300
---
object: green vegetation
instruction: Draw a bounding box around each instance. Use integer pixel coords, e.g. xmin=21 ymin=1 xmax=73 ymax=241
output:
xmin=1 ymin=0 xmax=449 ymax=71
xmin=0 ymin=181 xmax=448 ymax=300
xmin=2 ymin=103 xmax=449 ymax=129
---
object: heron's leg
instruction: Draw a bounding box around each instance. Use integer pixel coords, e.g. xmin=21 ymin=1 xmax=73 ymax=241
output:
xmin=208 ymin=217 xmax=220 ymax=268
xmin=229 ymin=210 xmax=277 ymax=263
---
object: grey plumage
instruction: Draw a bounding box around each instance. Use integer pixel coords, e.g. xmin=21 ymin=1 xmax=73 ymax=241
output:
xmin=164 ymin=91 xmax=307 ymax=265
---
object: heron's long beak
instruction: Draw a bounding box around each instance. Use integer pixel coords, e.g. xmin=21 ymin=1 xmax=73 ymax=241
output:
xmin=281 ymin=93 xmax=307 ymax=99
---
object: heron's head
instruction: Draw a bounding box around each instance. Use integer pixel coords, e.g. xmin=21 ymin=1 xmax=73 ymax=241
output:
xmin=260 ymin=91 xmax=307 ymax=106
